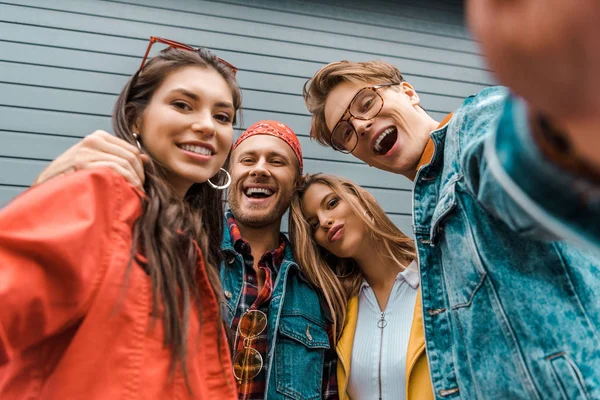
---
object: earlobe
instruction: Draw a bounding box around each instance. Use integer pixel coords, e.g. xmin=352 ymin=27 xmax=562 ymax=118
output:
xmin=132 ymin=117 xmax=143 ymax=135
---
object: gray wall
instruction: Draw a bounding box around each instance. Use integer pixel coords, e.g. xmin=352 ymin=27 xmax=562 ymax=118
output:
xmin=0 ymin=0 xmax=492 ymax=235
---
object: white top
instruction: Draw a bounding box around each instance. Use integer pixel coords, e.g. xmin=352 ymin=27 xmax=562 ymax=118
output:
xmin=347 ymin=261 xmax=419 ymax=400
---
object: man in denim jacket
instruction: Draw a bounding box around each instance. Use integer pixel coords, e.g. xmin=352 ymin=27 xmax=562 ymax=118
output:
xmin=304 ymin=60 xmax=600 ymax=399
xmin=219 ymin=121 xmax=338 ymax=400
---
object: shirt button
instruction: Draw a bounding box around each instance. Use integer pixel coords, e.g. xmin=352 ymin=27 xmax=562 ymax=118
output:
xmin=224 ymin=290 xmax=232 ymax=299
xmin=247 ymin=275 xmax=255 ymax=283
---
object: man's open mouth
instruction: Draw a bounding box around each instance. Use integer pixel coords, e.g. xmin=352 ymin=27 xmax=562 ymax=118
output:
xmin=244 ymin=187 xmax=275 ymax=199
xmin=373 ymin=127 xmax=398 ymax=155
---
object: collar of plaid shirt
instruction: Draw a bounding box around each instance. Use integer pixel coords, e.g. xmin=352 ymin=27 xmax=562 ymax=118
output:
xmin=226 ymin=212 xmax=286 ymax=272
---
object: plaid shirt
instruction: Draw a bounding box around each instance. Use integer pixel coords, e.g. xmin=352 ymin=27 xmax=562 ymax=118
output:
xmin=226 ymin=214 xmax=338 ymax=400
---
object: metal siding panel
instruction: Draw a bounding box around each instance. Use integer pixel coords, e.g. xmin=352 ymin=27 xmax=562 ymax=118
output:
xmin=201 ymin=0 xmax=469 ymax=38
xmin=0 ymin=186 xmax=26 ymax=207
xmin=0 ymin=4 xmax=492 ymax=83
xmin=0 ymin=0 xmax=486 ymax=237
xmin=7 ymin=0 xmax=483 ymax=68
xmin=12 ymin=0 xmax=476 ymax=50
xmin=0 ymin=158 xmax=50 ymax=186
xmin=0 ymin=106 xmax=112 ymax=137
xmin=0 ymin=131 xmax=79 ymax=159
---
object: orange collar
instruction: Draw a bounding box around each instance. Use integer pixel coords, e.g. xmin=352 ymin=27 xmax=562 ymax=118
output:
xmin=416 ymin=113 xmax=453 ymax=171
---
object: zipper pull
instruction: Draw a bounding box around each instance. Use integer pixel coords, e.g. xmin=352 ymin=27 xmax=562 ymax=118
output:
xmin=377 ymin=312 xmax=387 ymax=329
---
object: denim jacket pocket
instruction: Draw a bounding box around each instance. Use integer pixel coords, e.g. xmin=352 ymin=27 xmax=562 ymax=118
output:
xmin=547 ymin=352 xmax=590 ymax=400
xmin=276 ymin=314 xmax=329 ymax=400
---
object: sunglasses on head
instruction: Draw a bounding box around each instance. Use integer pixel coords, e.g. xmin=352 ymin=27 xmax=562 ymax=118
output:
xmin=139 ymin=36 xmax=238 ymax=76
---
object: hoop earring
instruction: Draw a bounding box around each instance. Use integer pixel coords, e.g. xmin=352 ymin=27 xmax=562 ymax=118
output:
xmin=207 ymin=168 xmax=231 ymax=190
xmin=132 ymin=132 xmax=142 ymax=150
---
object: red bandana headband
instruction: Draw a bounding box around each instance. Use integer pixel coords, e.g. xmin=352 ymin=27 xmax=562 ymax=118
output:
xmin=233 ymin=120 xmax=303 ymax=172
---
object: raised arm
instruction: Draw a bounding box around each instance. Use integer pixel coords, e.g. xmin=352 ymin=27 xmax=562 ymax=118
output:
xmin=34 ymin=130 xmax=148 ymax=190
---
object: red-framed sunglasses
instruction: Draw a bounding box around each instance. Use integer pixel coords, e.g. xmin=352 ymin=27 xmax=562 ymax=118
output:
xmin=139 ymin=36 xmax=238 ymax=75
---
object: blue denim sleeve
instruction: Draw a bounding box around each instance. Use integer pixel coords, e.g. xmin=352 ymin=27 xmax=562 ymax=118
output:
xmin=457 ymin=88 xmax=558 ymax=241
xmin=484 ymin=95 xmax=600 ymax=251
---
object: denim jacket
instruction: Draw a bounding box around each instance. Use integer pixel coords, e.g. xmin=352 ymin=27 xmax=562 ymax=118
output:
xmin=220 ymin=225 xmax=331 ymax=400
xmin=414 ymin=86 xmax=600 ymax=399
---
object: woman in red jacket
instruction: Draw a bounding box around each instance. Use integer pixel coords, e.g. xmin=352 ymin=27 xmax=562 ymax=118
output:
xmin=0 ymin=37 xmax=241 ymax=399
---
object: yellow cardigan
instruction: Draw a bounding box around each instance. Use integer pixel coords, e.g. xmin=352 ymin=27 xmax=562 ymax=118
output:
xmin=336 ymin=292 xmax=433 ymax=400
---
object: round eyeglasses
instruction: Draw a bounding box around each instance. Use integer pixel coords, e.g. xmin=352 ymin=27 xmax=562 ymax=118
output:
xmin=330 ymin=83 xmax=400 ymax=153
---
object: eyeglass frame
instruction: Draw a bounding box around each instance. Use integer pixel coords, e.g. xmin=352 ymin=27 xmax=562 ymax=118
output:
xmin=329 ymin=82 xmax=401 ymax=154
xmin=232 ymin=309 xmax=268 ymax=382
xmin=139 ymin=36 xmax=238 ymax=75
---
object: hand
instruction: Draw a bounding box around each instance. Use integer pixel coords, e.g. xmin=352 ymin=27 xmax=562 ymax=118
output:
xmin=34 ymin=131 xmax=149 ymax=189
xmin=467 ymin=0 xmax=600 ymax=171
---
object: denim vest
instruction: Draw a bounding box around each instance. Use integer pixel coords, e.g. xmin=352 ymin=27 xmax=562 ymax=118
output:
xmin=414 ymin=87 xmax=600 ymax=399
xmin=219 ymin=225 xmax=330 ymax=400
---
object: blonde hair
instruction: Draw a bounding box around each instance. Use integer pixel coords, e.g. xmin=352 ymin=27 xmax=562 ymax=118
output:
xmin=303 ymin=60 xmax=404 ymax=148
xmin=289 ymin=173 xmax=415 ymax=342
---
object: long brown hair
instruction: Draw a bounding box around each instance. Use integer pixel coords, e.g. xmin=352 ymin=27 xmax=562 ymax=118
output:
xmin=112 ymin=47 xmax=242 ymax=382
xmin=289 ymin=173 xmax=415 ymax=342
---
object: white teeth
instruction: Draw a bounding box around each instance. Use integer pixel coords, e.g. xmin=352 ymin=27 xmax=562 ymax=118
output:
xmin=245 ymin=187 xmax=274 ymax=196
xmin=374 ymin=127 xmax=395 ymax=153
xmin=180 ymin=144 xmax=212 ymax=156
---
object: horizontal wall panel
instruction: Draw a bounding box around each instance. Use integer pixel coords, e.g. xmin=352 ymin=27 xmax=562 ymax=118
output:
xmin=7 ymin=0 xmax=484 ymax=68
xmin=1 ymin=0 xmax=483 ymax=237
xmin=218 ymin=0 xmax=469 ymax=38
xmin=0 ymin=131 xmax=79 ymax=159
xmin=0 ymin=4 xmax=492 ymax=84
xmin=0 ymin=186 xmax=26 ymax=207
xmin=0 ymin=158 xmax=50 ymax=186
xmin=121 ymin=0 xmax=475 ymax=52
xmin=0 ymin=106 xmax=112 ymax=137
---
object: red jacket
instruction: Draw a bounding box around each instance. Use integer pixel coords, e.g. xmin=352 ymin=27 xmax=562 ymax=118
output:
xmin=0 ymin=169 xmax=237 ymax=399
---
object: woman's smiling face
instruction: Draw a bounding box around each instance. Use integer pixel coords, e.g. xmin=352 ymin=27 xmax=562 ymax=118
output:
xmin=137 ymin=65 xmax=235 ymax=196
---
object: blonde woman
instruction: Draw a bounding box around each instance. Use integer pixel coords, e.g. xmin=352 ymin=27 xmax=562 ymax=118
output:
xmin=289 ymin=173 xmax=433 ymax=400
